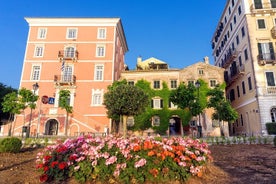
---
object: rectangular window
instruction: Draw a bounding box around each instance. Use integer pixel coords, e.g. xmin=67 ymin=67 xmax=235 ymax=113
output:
xmin=244 ymin=49 xmax=248 ymax=61
xmin=198 ymin=69 xmax=204 ymax=75
xmin=230 ymin=89 xmax=235 ymax=102
xmin=248 ymin=76 xmax=253 ymax=90
xmin=128 ymin=81 xmax=135 ymax=86
xmin=31 ymin=65 xmax=41 ymax=80
xmin=242 ymin=81 xmax=246 ymax=94
xmin=210 ymin=80 xmax=216 ymax=87
xmin=236 ymin=35 xmax=240 ymax=45
xmin=67 ymin=28 xmax=77 ymax=39
xmin=254 ymin=0 xmax=263 ymax=9
xmin=170 ymin=80 xmax=177 ymax=89
xmin=188 ymin=80 xmax=194 ymax=86
xmin=266 ymin=72 xmax=276 ymax=86
xmin=239 ymin=56 xmax=242 ymax=66
xmin=153 ymin=81 xmax=160 ymax=89
xmin=37 ymin=28 xmax=47 ymax=39
xmin=94 ymin=65 xmax=104 ymax=81
xmin=97 ymin=28 xmax=106 ymax=39
xmin=34 ymin=46 xmax=43 ymax=57
xmin=91 ymin=89 xmax=103 ymax=106
xmin=237 ymin=85 xmax=240 ymax=97
xmin=272 ymin=0 xmax=276 ymax=8
xmin=238 ymin=6 xmax=242 ymax=15
xmin=96 ymin=45 xmax=105 ymax=57
xmin=257 ymin=42 xmax=274 ymax=60
xmin=151 ymin=99 xmax=163 ymax=109
xmin=257 ymin=19 xmax=266 ymax=29
xmin=241 ymin=27 xmax=245 ymax=37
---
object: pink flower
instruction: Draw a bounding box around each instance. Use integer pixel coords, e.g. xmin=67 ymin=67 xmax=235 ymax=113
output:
xmin=106 ymin=156 xmax=117 ymax=165
xmin=134 ymin=158 xmax=147 ymax=168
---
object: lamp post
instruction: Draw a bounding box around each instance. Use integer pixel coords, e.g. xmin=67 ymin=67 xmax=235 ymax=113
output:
xmin=195 ymin=80 xmax=202 ymax=138
xmin=27 ymin=82 xmax=39 ymax=138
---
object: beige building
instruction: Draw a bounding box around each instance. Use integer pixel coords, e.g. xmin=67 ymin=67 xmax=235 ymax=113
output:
xmin=121 ymin=56 xmax=226 ymax=137
xmin=212 ymin=0 xmax=276 ymax=136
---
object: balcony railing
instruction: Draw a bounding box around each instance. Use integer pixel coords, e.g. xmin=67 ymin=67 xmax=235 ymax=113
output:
xmin=257 ymin=53 xmax=276 ymax=65
xmin=54 ymin=75 xmax=76 ymax=85
xmin=250 ymin=3 xmax=276 ymax=14
xmin=224 ymin=65 xmax=245 ymax=86
xmin=262 ymin=86 xmax=276 ymax=95
xmin=221 ymin=49 xmax=238 ymax=69
xmin=58 ymin=50 xmax=78 ymax=61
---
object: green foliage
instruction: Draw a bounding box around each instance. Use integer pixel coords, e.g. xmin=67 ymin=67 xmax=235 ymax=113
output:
xmin=207 ymin=84 xmax=238 ymax=122
xmin=59 ymin=90 xmax=73 ymax=114
xmin=104 ymin=83 xmax=149 ymax=117
xmin=265 ymin=122 xmax=276 ymax=134
xmin=0 ymin=137 xmax=22 ymax=153
xmin=0 ymin=83 xmax=17 ymax=121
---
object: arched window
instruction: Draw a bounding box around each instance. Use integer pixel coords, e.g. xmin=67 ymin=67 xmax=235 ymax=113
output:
xmin=65 ymin=47 xmax=75 ymax=58
xmin=271 ymin=107 xmax=276 ymax=122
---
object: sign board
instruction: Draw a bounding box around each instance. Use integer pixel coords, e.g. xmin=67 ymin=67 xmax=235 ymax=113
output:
xmin=48 ymin=97 xmax=55 ymax=104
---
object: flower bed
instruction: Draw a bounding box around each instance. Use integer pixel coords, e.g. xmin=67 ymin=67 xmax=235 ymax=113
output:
xmin=36 ymin=135 xmax=212 ymax=183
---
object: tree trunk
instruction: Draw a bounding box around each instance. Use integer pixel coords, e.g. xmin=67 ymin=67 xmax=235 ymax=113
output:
xmin=65 ymin=112 xmax=68 ymax=136
xmin=123 ymin=115 xmax=127 ymax=138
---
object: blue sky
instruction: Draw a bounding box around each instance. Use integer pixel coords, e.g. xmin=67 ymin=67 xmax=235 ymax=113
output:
xmin=0 ymin=0 xmax=226 ymax=89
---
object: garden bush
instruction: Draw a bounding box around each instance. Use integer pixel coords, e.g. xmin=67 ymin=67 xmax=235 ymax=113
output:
xmin=265 ymin=123 xmax=276 ymax=134
xmin=0 ymin=137 xmax=22 ymax=153
xmin=36 ymin=135 xmax=212 ymax=183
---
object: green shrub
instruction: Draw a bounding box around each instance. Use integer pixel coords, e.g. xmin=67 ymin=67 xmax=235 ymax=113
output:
xmin=0 ymin=137 xmax=22 ymax=153
xmin=265 ymin=123 xmax=276 ymax=134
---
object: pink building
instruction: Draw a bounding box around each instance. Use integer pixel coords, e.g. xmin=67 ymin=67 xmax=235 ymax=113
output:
xmin=7 ymin=18 xmax=128 ymax=136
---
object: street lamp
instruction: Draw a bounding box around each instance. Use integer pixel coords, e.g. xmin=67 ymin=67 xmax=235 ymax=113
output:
xmin=195 ymin=80 xmax=202 ymax=138
xmin=27 ymin=82 xmax=39 ymax=137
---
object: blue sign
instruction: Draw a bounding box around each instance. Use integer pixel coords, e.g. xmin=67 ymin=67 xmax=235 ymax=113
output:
xmin=48 ymin=97 xmax=55 ymax=104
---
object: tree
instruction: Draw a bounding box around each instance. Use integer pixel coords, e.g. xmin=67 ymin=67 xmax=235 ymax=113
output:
xmin=170 ymin=82 xmax=204 ymax=116
xmin=59 ymin=89 xmax=73 ymax=136
xmin=207 ymin=84 xmax=238 ymax=136
xmin=0 ymin=83 xmax=17 ymax=124
xmin=1 ymin=92 xmax=22 ymax=136
xmin=18 ymin=88 xmax=39 ymax=136
xmin=103 ymin=84 xmax=149 ymax=137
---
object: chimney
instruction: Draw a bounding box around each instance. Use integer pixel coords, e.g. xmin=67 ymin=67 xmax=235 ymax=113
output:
xmin=204 ymin=56 xmax=209 ymax=64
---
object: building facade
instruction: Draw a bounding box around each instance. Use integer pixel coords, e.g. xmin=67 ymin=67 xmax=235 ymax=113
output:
xmin=2 ymin=18 xmax=128 ymax=136
xmin=121 ymin=56 xmax=226 ymax=137
xmin=212 ymin=0 xmax=276 ymax=136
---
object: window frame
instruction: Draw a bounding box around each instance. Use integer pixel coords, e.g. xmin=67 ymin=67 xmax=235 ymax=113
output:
xmin=30 ymin=65 xmax=41 ymax=81
xmin=34 ymin=45 xmax=44 ymax=57
xmin=37 ymin=28 xmax=47 ymax=39
xmin=94 ymin=64 xmax=104 ymax=81
xmin=96 ymin=45 xmax=106 ymax=57
xmin=97 ymin=28 xmax=107 ymax=39
xmin=66 ymin=28 xmax=78 ymax=39
xmin=153 ymin=80 xmax=161 ymax=89
xmin=257 ymin=19 xmax=266 ymax=29
xmin=91 ymin=89 xmax=103 ymax=106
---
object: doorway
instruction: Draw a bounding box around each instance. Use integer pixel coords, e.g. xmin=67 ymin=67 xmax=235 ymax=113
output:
xmin=45 ymin=119 xmax=59 ymax=135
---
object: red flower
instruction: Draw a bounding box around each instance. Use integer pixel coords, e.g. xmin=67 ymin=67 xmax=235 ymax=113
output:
xmin=36 ymin=163 xmax=44 ymax=169
xmin=39 ymin=174 xmax=48 ymax=182
xmin=51 ymin=161 xmax=59 ymax=168
xmin=44 ymin=155 xmax=52 ymax=161
xmin=58 ymin=162 xmax=67 ymax=170
xmin=69 ymin=154 xmax=77 ymax=161
xmin=57 ymin=145 xmax=67 ymax=153
xmin=43 ymin=166 xmax=49 ymax=172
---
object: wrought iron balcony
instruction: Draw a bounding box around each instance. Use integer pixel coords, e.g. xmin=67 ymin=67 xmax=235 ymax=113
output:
xmin=54 ymin=75 xmax=76 ymax=85
xmin=257 ymin=53 xmax=276 ymax=65
xmin=221 ymin=49 xmax=238 ymax=69
xmin=58 ymin=50 xmax=78 ymax=61
xmin=224 ymin=65 xmax=245 ymax=86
